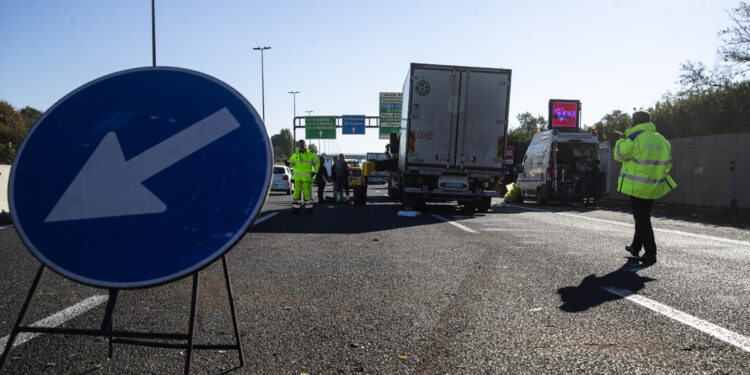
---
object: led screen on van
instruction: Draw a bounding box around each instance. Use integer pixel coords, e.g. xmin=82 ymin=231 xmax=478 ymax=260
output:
xmin=548 ymin=100 xmax=580 ymax=129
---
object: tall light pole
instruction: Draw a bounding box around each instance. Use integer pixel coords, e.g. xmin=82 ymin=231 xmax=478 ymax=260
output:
xmin=253 ymin=46 xmax=271 ymax=123
xmin=304 ymin=110 xmax=313 ymax=147
xmin=288 ymin=90 xmax=300 ymax=121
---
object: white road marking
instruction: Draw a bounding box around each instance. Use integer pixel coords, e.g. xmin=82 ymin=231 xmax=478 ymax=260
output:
xmin=253 ymin=212 xmax=279 ymax=226
xmin=0 ymin=224 xmax=13 ymax=230
xmin=502 ymin=204 xmax=750 ymax=247
xmin=601 ymin=286 xmax=750 ymax=353
xmin=431 ymin=214 xmax=477 ymax=233
xmin=0 ymin=295 xmax=108 ymax=352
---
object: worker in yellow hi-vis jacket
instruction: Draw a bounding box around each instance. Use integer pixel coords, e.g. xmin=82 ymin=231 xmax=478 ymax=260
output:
xmin=614 ymin=111 xmax=677 ymax=265
xmin=286 ymin=140 xmax=319 ymax=213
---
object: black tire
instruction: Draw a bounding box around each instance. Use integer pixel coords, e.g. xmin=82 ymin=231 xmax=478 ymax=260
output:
xmin=476 ymin=196 xmax=491 ymax=213
xmin=402 ymin=192 xmax=420 ymax=210
xmin=353 ymin=186 xmax=367 ymax=206
xmin=460 ymin=200 xmax=477 ymax=214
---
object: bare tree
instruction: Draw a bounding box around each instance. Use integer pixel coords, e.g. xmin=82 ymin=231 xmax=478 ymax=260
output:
xmin=719 ymin=2 xmax=750 ymax=71
xmin=679 ymin=2 xmax=750 ymax=95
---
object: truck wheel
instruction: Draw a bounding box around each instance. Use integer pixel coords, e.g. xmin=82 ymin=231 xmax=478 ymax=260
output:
xmin=476 ymin=196 xmax=491 ymax=213
xmin=402 ymin=193 xmax=419 ymax=210
xmin=460 ymin=201 xmax=477 ymax=214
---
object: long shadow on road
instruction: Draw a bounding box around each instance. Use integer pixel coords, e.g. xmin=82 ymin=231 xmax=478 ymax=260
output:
xmin=251 ymin=194 xmax=450 ymax=235
xmin=557 ymin=259 xmax=657 ymax=312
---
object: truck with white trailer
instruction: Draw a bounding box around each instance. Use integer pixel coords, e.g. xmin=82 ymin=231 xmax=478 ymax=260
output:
xmin=389 ymin=63 xmax=511 ymax=212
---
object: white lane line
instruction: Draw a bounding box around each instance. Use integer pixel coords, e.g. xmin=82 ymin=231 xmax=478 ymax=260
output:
xmin=601 ymin=286 xmax=750 ymax=353
xmin=0 ymin=295 xmax=108 ymax=352
xmin=431 ymin=214 xmax=477 ymax=233
xmin=253 ymin=212 xmax=278 ymax=226
xmin=0 ymin=224 xmax=13 ymax=230
xmin=502 ymin=204 xmax=750 ymax=247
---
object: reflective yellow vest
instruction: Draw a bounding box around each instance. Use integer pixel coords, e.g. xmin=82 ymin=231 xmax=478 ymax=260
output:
xmin=288 ymin=148 xmax=319 ymax=182
xmin=614 ymin=122 xmax=677 ymax=199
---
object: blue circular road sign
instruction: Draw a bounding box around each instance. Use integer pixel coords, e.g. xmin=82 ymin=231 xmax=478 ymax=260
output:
xmin=10 ymin=67 xmax=272 ymax=288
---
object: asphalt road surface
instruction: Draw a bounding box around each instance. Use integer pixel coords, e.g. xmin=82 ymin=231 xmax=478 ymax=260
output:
xmin=1 ymin=185 xmax=749 ymax=374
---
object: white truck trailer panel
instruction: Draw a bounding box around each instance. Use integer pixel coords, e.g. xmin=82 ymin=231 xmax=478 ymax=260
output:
xmin=400 ymin=64 xmax=511 ymax=176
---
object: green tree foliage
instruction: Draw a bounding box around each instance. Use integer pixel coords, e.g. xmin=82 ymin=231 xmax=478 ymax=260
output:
xmin=649 ymin=81 xmax=750 ymax=139
xmin=516 ymin=112 xmax=546 ymax=132
xmin=271 ymin=128 xmax=294 ymax=162
xmin=506 ymin=112 xmax=546 ymax=167
xmin=0 ymin=100 xmax=40 ymax=164
xmin=591 ymin=110 xmax=631 ymax=143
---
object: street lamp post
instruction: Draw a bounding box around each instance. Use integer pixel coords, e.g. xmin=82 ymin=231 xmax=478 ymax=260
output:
xmin=253 ymin=46 xmax=271 ymax=123
xmin=288 ymin=90 xmax=300 ymax=126
xmin=304 ymin=110 xmax=313 ymax=147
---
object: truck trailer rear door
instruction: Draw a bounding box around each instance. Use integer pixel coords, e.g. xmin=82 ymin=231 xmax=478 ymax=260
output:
xmin=407 ymin=67 xmax=459 ymax=169
xmin=456 ymin=70 xmax=511 ymax=172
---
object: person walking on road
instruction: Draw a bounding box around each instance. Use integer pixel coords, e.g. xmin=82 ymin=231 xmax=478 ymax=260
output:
xmin=287 ymin=139 xmax=319 ymax=213
xmin=334 ymin=154 xmax=350 ymax=204
xmin=614 ymin=111 xmax=677 ymax=265
xmin=331 ymin=156 xmax=338 ymax=202
xmin=315 ymin=156 xmax=330 ymax=202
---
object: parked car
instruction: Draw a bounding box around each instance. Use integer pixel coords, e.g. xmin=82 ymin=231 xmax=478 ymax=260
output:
xmin=271 ymin=165 xmax=293 ymax=195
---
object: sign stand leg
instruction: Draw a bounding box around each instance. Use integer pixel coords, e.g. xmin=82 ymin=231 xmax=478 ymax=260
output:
xmin=184 ymin=273 xmax=199 ymax=375
xmin=0 ymin=264 xmax=46 ymax=372
xmin=221 ymin=255 xmax=244 ymax=367
xmin=0 ymin=262 xmax=243 ymax=374
xmin=100 ymin=288 xmax=119 ymax=358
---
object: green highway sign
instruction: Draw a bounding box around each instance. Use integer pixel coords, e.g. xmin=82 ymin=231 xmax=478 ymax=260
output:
xmin=305 ymin=116 xmax=336 ymax=139
xmin=379 ymin=92 xmax=402 ymax=139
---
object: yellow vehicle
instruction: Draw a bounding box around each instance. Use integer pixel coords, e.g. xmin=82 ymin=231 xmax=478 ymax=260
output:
xmin=348 ymin=166 xmax=364 ymax=187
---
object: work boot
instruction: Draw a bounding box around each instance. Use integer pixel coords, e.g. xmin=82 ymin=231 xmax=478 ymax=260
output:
xmin=625 ymin=245 xmax=640 ymax=258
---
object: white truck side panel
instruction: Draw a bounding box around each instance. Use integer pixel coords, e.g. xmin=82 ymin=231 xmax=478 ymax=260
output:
xmin=457 ymin=71 xmax=510 ymax=172
xmin=406 ymin=68 xmax=458 ymax=169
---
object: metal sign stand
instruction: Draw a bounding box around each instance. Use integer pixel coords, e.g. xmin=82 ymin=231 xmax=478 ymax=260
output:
xmin=0 ymin=255 xmax=244 ymax=375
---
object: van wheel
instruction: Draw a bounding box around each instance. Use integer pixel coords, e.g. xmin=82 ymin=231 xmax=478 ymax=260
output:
xmin=536 ymin=187 xmax=546 ymax=205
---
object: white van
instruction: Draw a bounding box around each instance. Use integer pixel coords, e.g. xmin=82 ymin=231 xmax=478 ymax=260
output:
xmin=517 ymin=129 xmax=611 ymax=204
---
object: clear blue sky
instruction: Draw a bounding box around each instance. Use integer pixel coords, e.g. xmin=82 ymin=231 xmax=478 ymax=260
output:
xmin=0 ymin=0 xmax=741 ymax=154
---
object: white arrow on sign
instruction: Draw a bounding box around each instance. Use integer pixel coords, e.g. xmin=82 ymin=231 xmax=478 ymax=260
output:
xmin=45 ymin=107 xmax=241 ymax=222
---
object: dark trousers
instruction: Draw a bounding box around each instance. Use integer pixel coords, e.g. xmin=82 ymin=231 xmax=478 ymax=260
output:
xmin=317 ymin=182 xmax=326 ymax=201
xmin=630 ymin=196 xmax=656 ymax=256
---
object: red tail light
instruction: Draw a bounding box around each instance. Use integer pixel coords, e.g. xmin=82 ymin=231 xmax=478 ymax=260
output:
xmin=283 ymin=175 xmax=289 ymax=181
xmin=546 ymin=167 xmax=552 ymax=185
